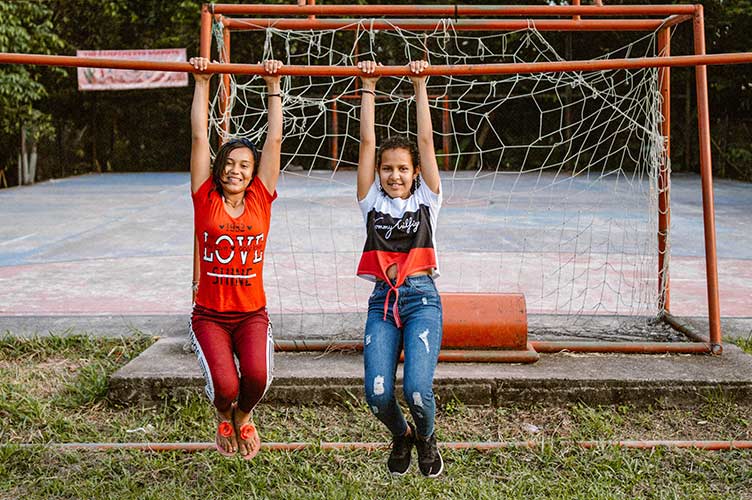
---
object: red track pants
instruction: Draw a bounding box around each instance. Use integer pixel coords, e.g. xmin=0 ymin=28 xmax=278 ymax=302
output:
xmin=189 ymin=305 xmax=274 ymax=413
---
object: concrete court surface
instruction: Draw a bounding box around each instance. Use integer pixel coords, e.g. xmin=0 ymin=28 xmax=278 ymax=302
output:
xmin=0 ymin=170 xmax=749 ymax=334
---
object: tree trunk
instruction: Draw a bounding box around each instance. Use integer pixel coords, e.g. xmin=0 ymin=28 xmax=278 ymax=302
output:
xmin=18 ymin=124 xmax=38 ymax=185
xmin=20 ymin=126 xmax=29 ymax=185
xmin=29 ymin=141 xmax=38 ymax=183
xmin=92 ymin=93 xmax=99 ymax=173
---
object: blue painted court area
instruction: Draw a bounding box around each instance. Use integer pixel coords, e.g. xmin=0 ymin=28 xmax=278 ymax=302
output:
xmin=0 ymin=171 xmax=749 ymax=318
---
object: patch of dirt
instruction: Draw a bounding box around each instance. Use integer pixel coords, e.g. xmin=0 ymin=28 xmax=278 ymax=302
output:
xmin=0 ymin=358 xmax=83 ymax=398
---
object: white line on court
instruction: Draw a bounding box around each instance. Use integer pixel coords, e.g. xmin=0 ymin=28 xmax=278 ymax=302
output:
xmin=0 ymin=233 xmax=37 ymax=246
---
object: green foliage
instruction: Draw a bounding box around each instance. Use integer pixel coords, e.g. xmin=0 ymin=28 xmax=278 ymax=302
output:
xmin=0 ymin=333 xmax=152 ymax=362
xmin=730 ymin=334 xmax=752 ymax=355
xmin=0 ymin=2 xmax=63 ymax=176
xmin=28 ymin=0 xmax=205 ymax=179
xmin=442 ymin=396 xmax=466 ymax=417
xmin=570 ymin=403 xmax=625 ymax=440
xmin=701 ymin=0 xmax=752 ymax=179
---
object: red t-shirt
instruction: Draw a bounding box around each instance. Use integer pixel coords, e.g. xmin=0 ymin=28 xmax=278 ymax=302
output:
xmin=192 ymin=176 xmax=277 ymax=312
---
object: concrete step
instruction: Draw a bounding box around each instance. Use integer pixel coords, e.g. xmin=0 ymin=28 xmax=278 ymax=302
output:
xmin=110 ymin=336 xmax=752 ymax=407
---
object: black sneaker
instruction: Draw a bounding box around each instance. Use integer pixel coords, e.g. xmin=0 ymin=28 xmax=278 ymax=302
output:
xmin=387 ymin=422 xmax=415 ymax=476
xmin=416 ymin=432 xmax=444 ymax=478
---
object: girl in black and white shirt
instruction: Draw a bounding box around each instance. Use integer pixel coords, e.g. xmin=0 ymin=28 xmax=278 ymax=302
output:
xmin=356 ymin=60 xmax=444 ymax=478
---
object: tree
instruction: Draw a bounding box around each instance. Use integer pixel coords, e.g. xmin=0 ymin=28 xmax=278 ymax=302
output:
xmin=3 ymin=0 xmax=750 ymax=183
xmin=40 ymin=0 xmax=202 ymax=175
xmin=703 ymin=0 xmax=752 ymax=179
xmin=0 ymin=2 xmax=63 ymax=185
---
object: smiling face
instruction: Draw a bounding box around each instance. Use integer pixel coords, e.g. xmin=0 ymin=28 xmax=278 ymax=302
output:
xmin=378 ymin=147 xmax=419 ymax=199
xmin=219 ymin=146 xmax=255 ymax=196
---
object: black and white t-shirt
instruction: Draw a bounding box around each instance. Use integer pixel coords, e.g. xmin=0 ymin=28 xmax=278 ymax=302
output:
xmin=357 ymin=177 xmax=442 ymax=286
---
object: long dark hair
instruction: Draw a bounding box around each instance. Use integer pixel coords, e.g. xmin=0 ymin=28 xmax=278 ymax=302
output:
xmin=211 ymin=138 xmax=261 ymax=194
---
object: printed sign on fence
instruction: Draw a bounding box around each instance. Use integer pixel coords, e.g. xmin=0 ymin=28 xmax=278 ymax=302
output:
xmin=77 ymin=48 xmax=188 ymax=91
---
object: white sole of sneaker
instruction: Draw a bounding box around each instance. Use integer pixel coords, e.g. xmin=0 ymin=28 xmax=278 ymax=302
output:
xmin=421 ymin=453 xmax=444 ymax=478
xmin=388 ymin=464 xmax=410 ymax=477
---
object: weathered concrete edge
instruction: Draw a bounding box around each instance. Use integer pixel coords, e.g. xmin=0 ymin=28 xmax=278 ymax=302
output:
xmin=108 ymin=332 xmax=752 ymax=408
xmin=109 ymin=372 xmax=752 ymax=408
xmin=108 ymin=376 xmax=752 ymax=407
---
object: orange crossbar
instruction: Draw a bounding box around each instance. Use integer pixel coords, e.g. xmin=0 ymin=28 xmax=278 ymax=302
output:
xmin=2 ymin=52 xmax=750 ymax=77
xmin=208 ymin=4 xmax=698 ymax=17
xmin=222 ymin=18 xmax=671 ymax=32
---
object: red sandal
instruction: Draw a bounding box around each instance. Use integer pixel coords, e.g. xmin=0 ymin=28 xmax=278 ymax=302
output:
xmin=237 ymin=420 xmax=261 ymax=460
xmin=215 ymin=420 xmax=236 ymax=457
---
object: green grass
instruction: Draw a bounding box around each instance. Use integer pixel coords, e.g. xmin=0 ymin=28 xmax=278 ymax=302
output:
xmin=2 ymin=443 xmax=751 ymax=499
xmin=730 ymin=334 xmax=752 ymax=355
xmin=1 ymin=335 xmax=751 ymax=499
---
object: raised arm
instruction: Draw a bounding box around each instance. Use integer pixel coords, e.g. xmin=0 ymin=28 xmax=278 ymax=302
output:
xmin=189 ymin=57 xmax=213 ymax=193
xmin=409 ymin=60 xmax=440 ymax=195
xmin=357 ymin=60 xmax=380 ymax=201
xmin=255 ymin=59 xmax=284 ymax=194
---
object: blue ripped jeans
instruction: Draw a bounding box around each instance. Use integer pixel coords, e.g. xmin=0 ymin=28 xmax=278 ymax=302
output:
xmin=363 ymin=275 xmax=443 ymax=438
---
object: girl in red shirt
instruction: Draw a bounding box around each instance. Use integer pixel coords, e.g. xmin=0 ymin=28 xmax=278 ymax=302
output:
xmin=188 ymin=56 xmax=283 ymax=460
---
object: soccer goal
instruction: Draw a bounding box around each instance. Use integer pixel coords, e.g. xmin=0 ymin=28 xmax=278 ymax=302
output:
xmin=193 ymin=2 xmax=728 ymax=356
xmin=0 ymin=2 xmax=748 ymax=357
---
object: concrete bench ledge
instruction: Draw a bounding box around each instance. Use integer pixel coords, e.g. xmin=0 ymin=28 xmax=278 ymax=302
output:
xmin=109 ymin=336 xmax=752 ymax=407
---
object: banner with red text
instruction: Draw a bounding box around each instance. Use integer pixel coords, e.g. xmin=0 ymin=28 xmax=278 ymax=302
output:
xmin=77 ymin=48 xmax=188 ymax=91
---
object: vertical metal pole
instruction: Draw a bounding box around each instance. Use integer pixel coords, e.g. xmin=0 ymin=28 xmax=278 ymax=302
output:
xmin=657 ymin=28 xmax=671 ymax=313
xmin=300 ymin=0 xmax=316 ymax=20
xmin=331 ymin=100 xmax=339 ymax=170
xmin=195 ymin=4 xmax=213 ymax=304
xmin=200 ymin=4 xmax=212 ymax=59
xmin=220 ymin=22 xmax=231 ymax=138
xmin=193 ymin=235 xmax=200 ymax=304
xmin=442 ymin=96 xmax=450 ymax=170
xmin=692 ymin=6 xmax=722 ymax=351
xmin=572 ymin=0 xmax=581 ymax=21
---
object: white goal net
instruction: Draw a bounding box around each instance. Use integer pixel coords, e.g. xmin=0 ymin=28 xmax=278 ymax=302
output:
xmin=207 ymin=19 xmax=674 ymax=341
